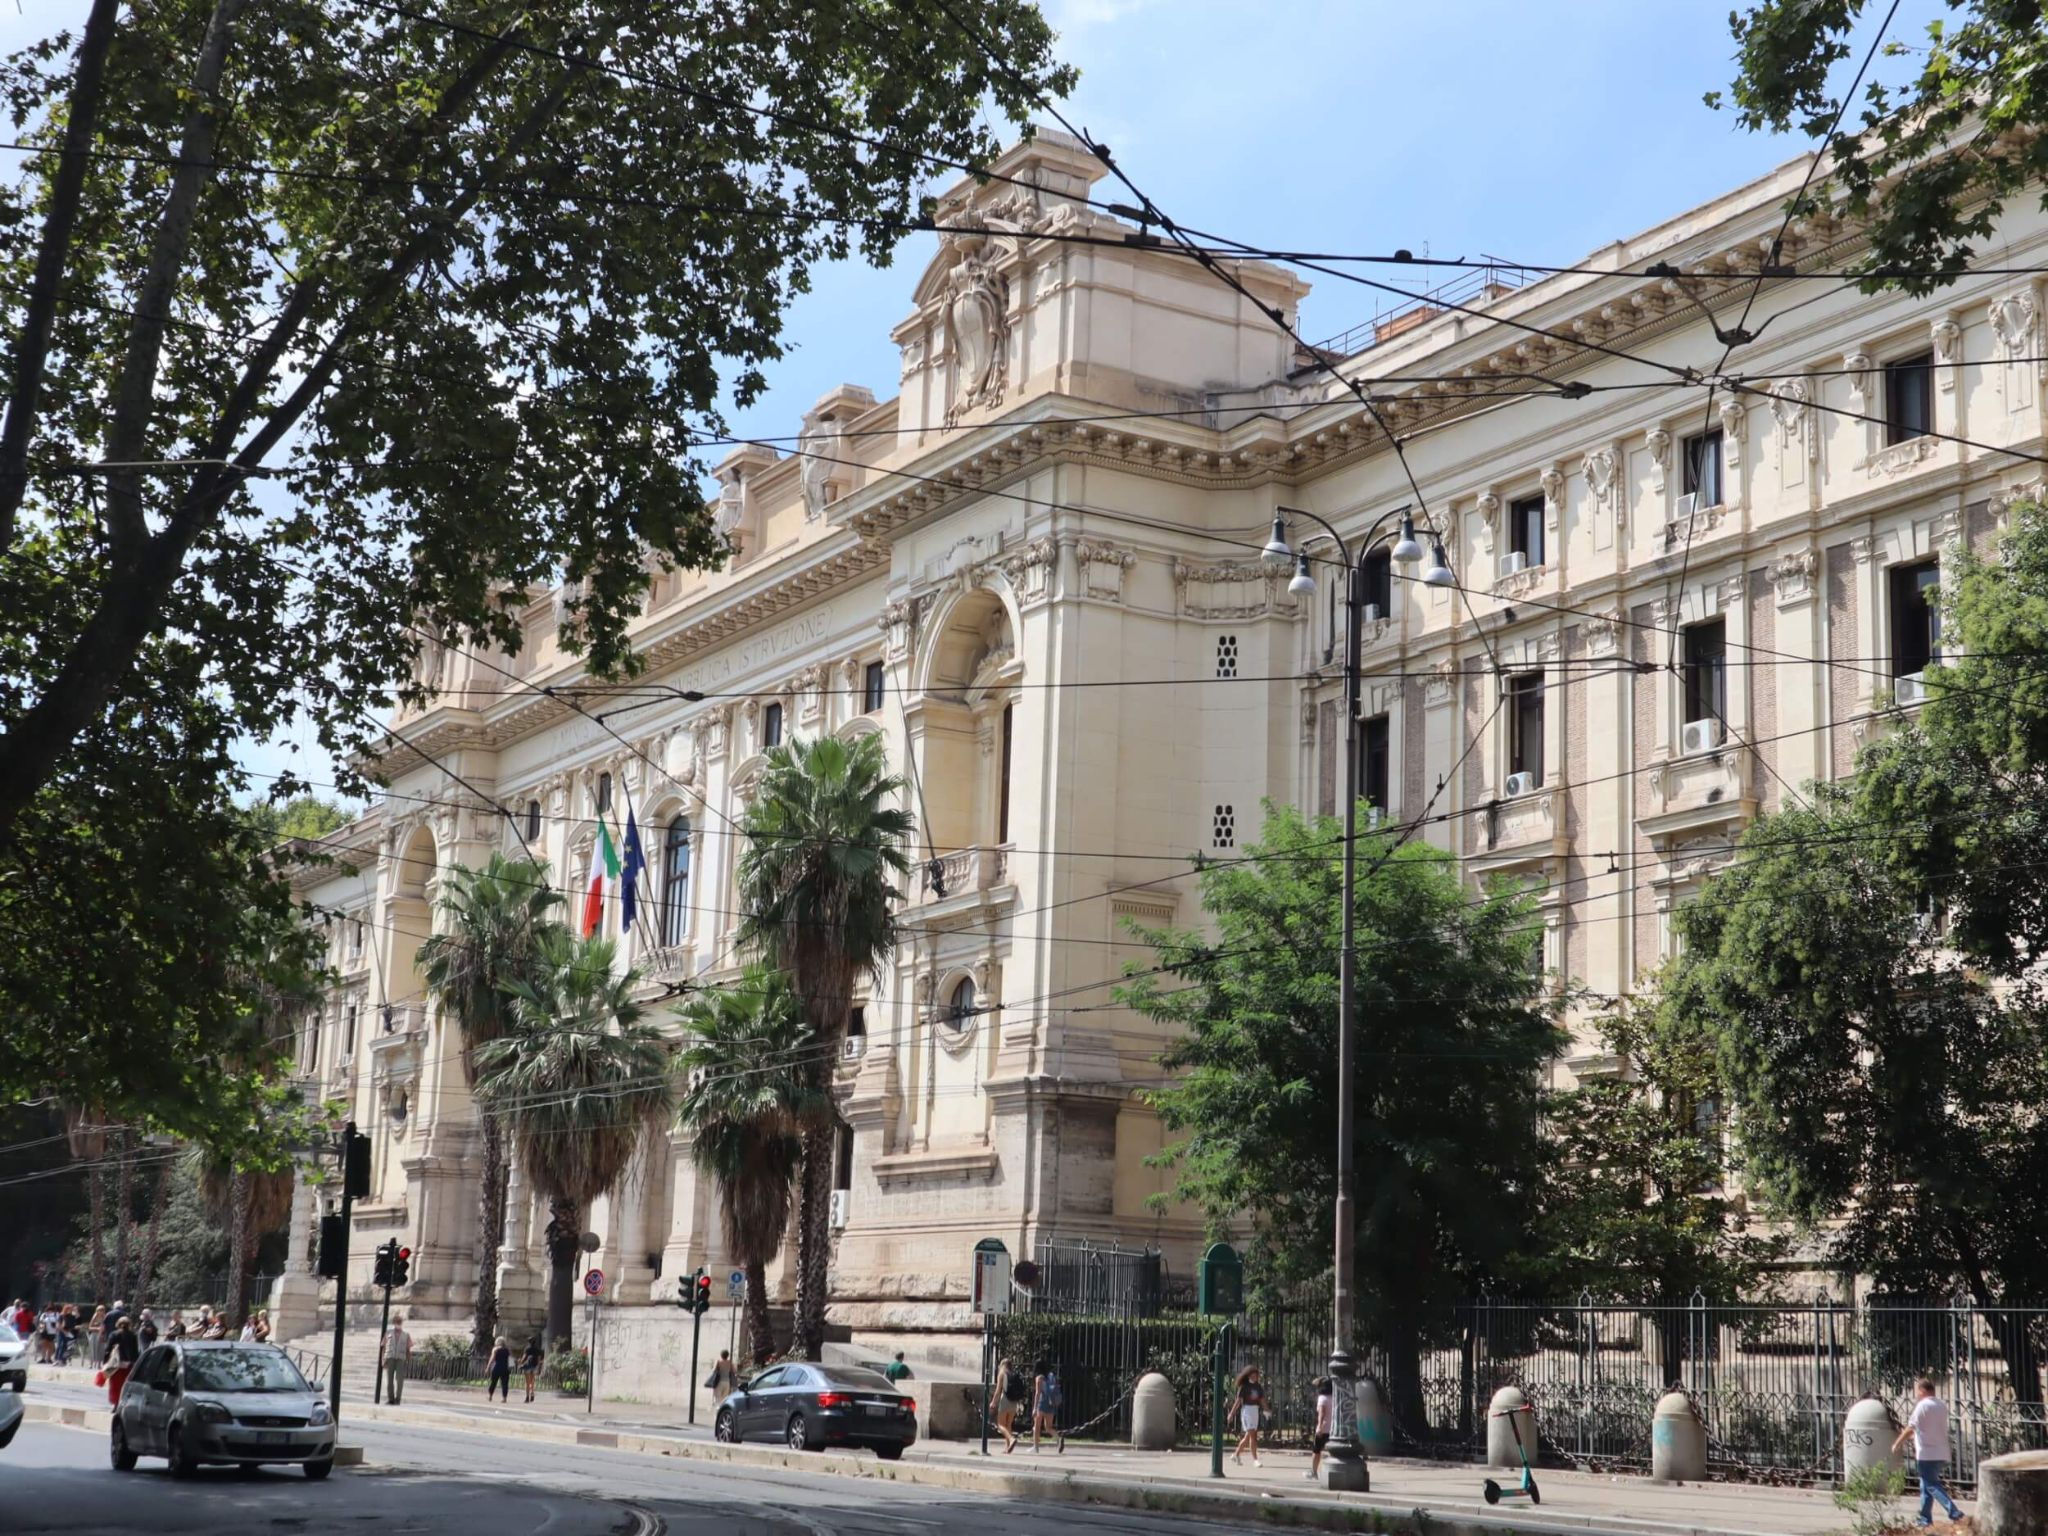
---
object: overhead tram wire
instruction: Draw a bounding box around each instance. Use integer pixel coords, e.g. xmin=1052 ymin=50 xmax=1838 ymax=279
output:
xmin=1669 ymin=0 xmax=1904 ymax=675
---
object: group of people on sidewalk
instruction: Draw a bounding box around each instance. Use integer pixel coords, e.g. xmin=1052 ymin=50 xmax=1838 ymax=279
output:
xmin=986 ymin=1356 xmax=1065 ymax=1453
xmin=10 ymin=1295 xmax=273 ymax=1404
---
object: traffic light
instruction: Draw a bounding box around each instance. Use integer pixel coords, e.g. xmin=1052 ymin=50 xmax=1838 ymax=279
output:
xmin=693 ymin=1271 xmax=712 ymax=1316
xmin=391 ymin=1245 xmax=411 ymax=1289
xmin=342 ymin=1127 xmax=371 ymax=1200
xmin=317 ymin=1214 xmax=346 ymax=1279
xmin=371 ymin=1240 xmax=394 ymax=1288
xmin=676 ymin=1268 xmax=701 ymax=1310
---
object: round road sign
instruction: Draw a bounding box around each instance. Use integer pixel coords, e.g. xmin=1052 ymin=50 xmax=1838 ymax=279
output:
xmin=583 ymin=1267 xmax=605 ymax=1297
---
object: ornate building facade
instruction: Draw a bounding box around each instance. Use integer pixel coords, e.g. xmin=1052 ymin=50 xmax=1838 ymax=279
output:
xmin=279 ymin=131 xmax=2048 ymax=1342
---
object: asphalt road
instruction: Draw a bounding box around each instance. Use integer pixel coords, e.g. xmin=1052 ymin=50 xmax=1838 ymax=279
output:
xmin=7 ymin=1412 xmax=1275 ymax=1536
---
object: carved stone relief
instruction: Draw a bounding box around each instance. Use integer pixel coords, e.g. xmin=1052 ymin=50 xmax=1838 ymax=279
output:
xmin=996 ymin=535 xmax=1058 ymax=606
xmin=1077 ymin=540 xmax=1136 ymax=604
xmin=942 ymin=241 xmax=1010 ymax=424
xmin=1173 ymin=556 xmax=1274 ymax=618
xmin=1644 ymin=428 xmax=1671 ymax=495
xmin=1583 ymin=447 xmax=1620 ymax=528
xmin=1770 ymin=549 xmax=1818 ymax=607
xmin=1540 ymin=464 xmax=1565 ymax=532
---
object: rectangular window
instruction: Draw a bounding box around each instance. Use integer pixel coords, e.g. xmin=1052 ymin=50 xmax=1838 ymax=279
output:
xmin=762 ymin=701 xmax=783 ymax=747
xmin=1889 ymin=560 xmax=1941 ymax=676
xmin=596 ymin=772 xmax=612 ymax=814
xmin=1509 ymin=493 xmax=1544 ymax=567
xmin=863 ymin=660 xmax=886 ymax=714
xmin=833 ymin=1123 xmax=854 ymax=1193
xmin=997 ymin=702 xmax=1014 ymax=843
xmin=1682 ymin=428 xmax=1724 ymax=508
xmin=1360 ymin=548 xmax=1392 ymax=622
xmin=1682 ymin=619 xmax=1727 ymax=725
xmin=1361 ymin=713 xmax=1391 ymax=814
xmin=343 ymin=1003 xmax=358 ymax=1058
xmin=1885 ymin=351 xmax=1934 ymax=445
xmin=847 ymin=1005 xmax=865 ymax=1038
xmin=1508 ymin=672 xmax=1544 ymax=786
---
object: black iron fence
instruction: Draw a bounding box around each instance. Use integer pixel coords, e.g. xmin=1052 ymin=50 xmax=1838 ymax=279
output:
xmin=994 ymin=1275 xmax=2047 ymax=1489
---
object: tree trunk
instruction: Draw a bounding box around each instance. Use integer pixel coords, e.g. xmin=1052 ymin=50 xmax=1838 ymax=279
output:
xmin=136 ymin=1158 xmax=173 ymax=1309
xmin=111 ymin=1130 xmax=134 ymax=1303
xmin=792 ymin=1120 xmax=834 ymax=1361
xmin=744 ymin=1259 xmax=775 ymax=1367
xmin=1385 ymin=1308 xmax=1428 ymax=1443
xmin=88 ymin=1162 xmax=107 ymax=1302
xmin=227 ymin=1171 xmax=253 ymax=1326
xmin=472 ymin=1114 xmax=507 ymax=1356
xmin=544 ymin=1199 xmax=579 ymax=1347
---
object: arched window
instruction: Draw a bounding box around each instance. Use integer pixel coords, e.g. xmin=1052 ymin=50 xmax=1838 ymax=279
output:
xmin=662 ymin=816 xmax=692 ymax=948
xmin=525 ymin=799 xmax=542 ymax=841
xmin=945 ymin=976 xmax=977 ymax=1032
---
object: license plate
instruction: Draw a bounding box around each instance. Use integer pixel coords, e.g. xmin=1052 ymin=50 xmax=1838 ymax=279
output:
xmin=862 ymin=1403 xmax=888 ymax=1417
xmin=256 ymin=1431 xmax=287 ymax=1445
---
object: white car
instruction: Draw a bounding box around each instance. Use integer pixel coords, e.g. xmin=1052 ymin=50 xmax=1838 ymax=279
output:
xmin=0 ymin=1322 xmax=26 ymax=1393
xmin=0 ymin=1383 xmax=21 ymax=1450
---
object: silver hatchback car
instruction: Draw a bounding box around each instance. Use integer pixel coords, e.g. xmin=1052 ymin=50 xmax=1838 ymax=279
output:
xmin=111 ymin=1341 xmax=335 ymax=1478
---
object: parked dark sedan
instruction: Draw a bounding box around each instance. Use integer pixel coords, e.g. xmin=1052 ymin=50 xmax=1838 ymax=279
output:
xmin=715 ymin=1363 xmax=915 ymax=1458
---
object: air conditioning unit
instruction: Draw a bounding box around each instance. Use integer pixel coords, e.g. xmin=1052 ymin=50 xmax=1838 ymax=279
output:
xmin=1363 ymin=805 xmax=1386 ymax=830
xmin=841 ymin=1034 xmax=866 ymax=1064
xmin=1896 ymin=671 xmax=1928 ymax=706
xmin=1498 ymin=550 xmax=1528 ymax=578
xmin=1504 ymin=770 xmax=1538 ymax=798
xmin=829 ymin=1189 xmax=851 ymax=1229
xmin=1681 ymin=718 xmax=1724 ymax=755
xmin=1361 ymin=602 xmax=1382 ymax=623
xmin=1674 ymin=492 xmax=1699 ymax=522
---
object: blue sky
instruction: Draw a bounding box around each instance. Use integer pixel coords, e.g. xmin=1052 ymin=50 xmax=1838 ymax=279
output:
xmin=4 ymin=1 xmax=1936 ymax=804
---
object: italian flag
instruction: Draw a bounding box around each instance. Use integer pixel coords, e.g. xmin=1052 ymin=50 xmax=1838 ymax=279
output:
xmin=581 ymin=817 xmax=621 ymax=937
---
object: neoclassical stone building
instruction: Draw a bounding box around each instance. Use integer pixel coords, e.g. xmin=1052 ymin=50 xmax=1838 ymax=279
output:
xmin=279 ymin=130 xmax=2048 ymax=1344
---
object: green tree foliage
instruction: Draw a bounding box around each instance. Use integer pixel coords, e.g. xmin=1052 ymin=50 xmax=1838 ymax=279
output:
xmin=472 ymin=929 xmax=670 ymax=1345
xmin=0 ymin=0 xmax=1068 ymax=1142
xmin=1544 ymin=1004 xmax=1786 ymax=1370
xmin=673 ymin=964 xmax=824 ymax=1365
xmin=417 ymin=854 xmax=563 ymax=1355
xmin=735 ymin=732 xmax=912 ymax=1359
xmin=1666 ymin=505 xmax=2048 ymax=1405
xmin=1712 ymin=0 xmax=2048 ymax=293
xmin=244 ymin=796 xmax=350 ymax=846
xmin=1123 ymin=803 xmax=1564 ymax=1431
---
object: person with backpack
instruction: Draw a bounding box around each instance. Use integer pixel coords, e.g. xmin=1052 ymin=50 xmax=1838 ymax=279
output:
xmin=988 ymin=1355 xmax=1025 ymax=1453
xmin=1031 ymin=1359 xmax=1065 ymax=1453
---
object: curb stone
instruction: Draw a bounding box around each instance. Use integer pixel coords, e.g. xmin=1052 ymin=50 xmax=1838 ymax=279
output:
xmin=346 ymin=1401 xmax=1789 ymax=1536
xmin=23 ymin=1400 xmax=366 ymax=1466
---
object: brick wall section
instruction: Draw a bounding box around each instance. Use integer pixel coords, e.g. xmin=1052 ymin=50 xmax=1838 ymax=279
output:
xmin=1564 ymin=624 xmax=1590 ymax=984
xmin=1966 ymin=498 xmax=1997 ymax=555
xmin=1826 ymin=543 xmax=1858 ymax=781
xmin=1402 ymin=677 xmax=1427 ymax=824
xmin=1630 ymin=604 xmax=1659 ymax=980
xmin=1747 ymin=565 xmax=1778 ymax=811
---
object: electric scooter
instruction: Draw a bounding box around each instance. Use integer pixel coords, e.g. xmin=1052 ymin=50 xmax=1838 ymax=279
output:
xmin=1481 ymin=1403 xmax=1541 ymax=1506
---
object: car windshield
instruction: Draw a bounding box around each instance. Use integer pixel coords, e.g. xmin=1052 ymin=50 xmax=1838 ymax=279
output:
xmin=817 ymin=1366 xmax=897 ymax=1391
xmin=0 ymin=1323 xmax=17 ymax=1344
xmin=181 ymin=1349 xmax=308 ymax=1393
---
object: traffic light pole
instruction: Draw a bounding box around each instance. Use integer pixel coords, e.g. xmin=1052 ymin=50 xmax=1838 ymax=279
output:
xmin=328 ymin=1123 xmax=368 ymax=1420
xmin=688 ymin=1283 xmax=705 ymax=1426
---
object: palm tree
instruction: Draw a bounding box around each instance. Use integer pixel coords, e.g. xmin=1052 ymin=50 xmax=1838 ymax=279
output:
xmin=195 ymin=1152 xmax=295 ymax=1326
xmin=473 ymin=929 xmax=672 ymax=1345
xmin=417 ymin=853 xmax=564 ymax=1354
xmin=735 ymin=732 xmax=912 ymax=1359
xmin=673 ymin=964 xmax=825 ymax=1364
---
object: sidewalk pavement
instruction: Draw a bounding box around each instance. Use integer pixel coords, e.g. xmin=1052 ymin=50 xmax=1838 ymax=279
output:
xmin=27 ymin=1364 xmax=1926 ymax=1535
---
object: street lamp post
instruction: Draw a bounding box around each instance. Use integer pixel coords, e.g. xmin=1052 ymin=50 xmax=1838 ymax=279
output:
xmin=1262 ymin=504 xmax=1453 ymax=1492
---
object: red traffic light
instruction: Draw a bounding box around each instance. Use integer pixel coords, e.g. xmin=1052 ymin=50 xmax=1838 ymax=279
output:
xmin=397 ymin=1247 xmax=411 ymax=1260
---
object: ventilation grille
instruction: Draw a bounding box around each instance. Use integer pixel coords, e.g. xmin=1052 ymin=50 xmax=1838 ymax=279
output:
xmin=1216 ymin=634 xmax=1239 ymax=679
xmin=1213 ymin=804 xmax=1236 ymax=849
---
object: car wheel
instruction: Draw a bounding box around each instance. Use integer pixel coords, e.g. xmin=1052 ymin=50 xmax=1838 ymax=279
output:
xmin=110 ymin=1421 xmax=137 ymax=1472
xmin=714 ymin=1406 xmax=738 ymax=1444
xmin=875 ymin=1443 xmax=905 ymax=1462
xmin=302 ymin=1457 xmax=333 ymax=1481
xmin=166 ymin=1426 xmax=198 ymax=1479
xmin=786 ymin=1413 xmax=816 ymax=1452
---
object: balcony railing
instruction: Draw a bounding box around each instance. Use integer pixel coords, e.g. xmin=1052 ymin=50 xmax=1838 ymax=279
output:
xmin=919 ymin=844 xmax=1011 ymax=900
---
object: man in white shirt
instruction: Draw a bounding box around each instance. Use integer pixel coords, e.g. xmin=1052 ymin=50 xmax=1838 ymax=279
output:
xmin=383 ymin=1314 xmax=411 ymax=1406
xmin=1890 ymin=1377 xmax=1963 ymax=1526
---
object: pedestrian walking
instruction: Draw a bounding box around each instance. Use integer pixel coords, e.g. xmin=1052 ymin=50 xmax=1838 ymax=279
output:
xmin=33 ymin=1308 xmax=55 ymax=1364
xmin=7 ymin=1299 xmax=30 ymax=1336
xmin=84 ymin=1305 xmax=107 ymax=1368
xmin=55 ymin=1306 xmax=77 ymax=1366
xmin=1030 ymin=1359 xmax=1065 ymax=1454
xmin=707 ymin=1349 xmax=739 ymax=1405
xmin=252 ymin=1310 xmax=271 ymax=1343
xmin=137 ymin=1309 xmax=157 ymax=1348
xmin=1307 ymin=1377 xmax=1333 ymax=1481
xmin=163 ymin=1312 xmax=186 ymax=1342
xmin=1228 ymin=1364 xmax=1266 ymax=1467
xmin=884 ymin=1350 xmax=912 ymax=1384
xmin=519 ymin=1336 xmax=543 ymax=1403
xmin=1891 ymin=1377 xmax=1965 ymax=1527
xmin=103 ymin=1316 xmax=140 ymax=1406
xmin=989 ymin=1356 xmax=1025 ymax=1453
xmin=100 ymin=1299 xmax=126 ymax=1362
xmin=383 ymin=1314 xmax=411 ymax=1405
xmin=486 ymin=1335 xmax=512 ymax=1402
